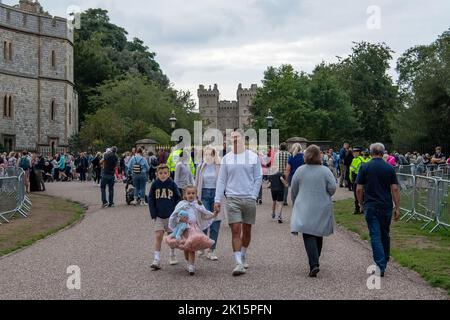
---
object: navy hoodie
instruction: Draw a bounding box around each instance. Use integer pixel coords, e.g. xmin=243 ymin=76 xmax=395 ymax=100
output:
xmin=148 ymin=177 xmax=181 ymax=220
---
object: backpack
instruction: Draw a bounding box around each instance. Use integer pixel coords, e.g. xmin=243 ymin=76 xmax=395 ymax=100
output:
xmin=20 ymin=157 xmax=30 ymax=170
xmin=132 ymin=157 xmax=144 ymax=175
xmin=150 ymin=156 xmax=159 ymax=168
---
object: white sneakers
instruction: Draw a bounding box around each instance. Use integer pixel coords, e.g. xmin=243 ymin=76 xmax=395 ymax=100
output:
xmin=150 ymin=259 xmax=161 ymax=270
xmin=207 ymin=250 xmax=218 ymax=261
xmin=169 ymin=255 xmax=178 ymax=265
xmin=241 ymin=255 xmax=249 ymax=269
xmin=186 ymin=265 xmax=195 ymax=276
xmin=232 ymin=264 xmax=247 ymax=276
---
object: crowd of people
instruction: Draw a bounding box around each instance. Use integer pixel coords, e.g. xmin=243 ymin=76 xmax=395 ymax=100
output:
xmin=1 ymin=138 xmax=448 ymax=279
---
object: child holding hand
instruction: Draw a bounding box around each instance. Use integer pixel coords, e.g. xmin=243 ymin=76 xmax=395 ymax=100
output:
xmin=167 ymin=185 xmax=217 ymax=275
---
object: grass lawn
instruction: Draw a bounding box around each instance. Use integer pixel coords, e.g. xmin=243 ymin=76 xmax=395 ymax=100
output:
xmin=334 ymin=199 xmax=450 ymax=295
xmin=0 ymin=194 xmax=84 ymax=257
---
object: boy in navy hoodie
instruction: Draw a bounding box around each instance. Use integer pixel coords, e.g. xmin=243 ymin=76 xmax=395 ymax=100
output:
xmin=148 ymin=164 xmax=182 ymax=270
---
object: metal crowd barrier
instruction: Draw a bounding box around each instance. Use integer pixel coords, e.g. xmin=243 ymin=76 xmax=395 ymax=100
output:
xmin=0 ymin=167 xmax=32 ymax=224
xmin=398 ymin=173 xmax=449 ymax=233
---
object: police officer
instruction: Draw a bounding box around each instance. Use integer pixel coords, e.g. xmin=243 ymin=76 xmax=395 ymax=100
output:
xmin=349 ymin=147 xmax=365 ymax=214
xmin=166 ymin=138 xmax=195 ymax=180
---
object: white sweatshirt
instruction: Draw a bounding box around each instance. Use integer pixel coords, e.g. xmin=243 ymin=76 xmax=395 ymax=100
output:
xmin=214 ymin=150 xmax=263 ymax=203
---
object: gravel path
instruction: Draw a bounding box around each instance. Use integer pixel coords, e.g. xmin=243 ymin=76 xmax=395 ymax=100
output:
xmin=0 ymin=181 xmax=447 ymax=300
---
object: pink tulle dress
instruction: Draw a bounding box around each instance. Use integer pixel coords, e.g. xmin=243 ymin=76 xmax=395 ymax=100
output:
xmin=166 ymin=201 xmax=215 ymax=252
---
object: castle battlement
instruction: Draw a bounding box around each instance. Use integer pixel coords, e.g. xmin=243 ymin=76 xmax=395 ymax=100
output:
xmin=198 ymin=83 xmax=257 ymax=132
xmin=0 ymin=1 xmax=73 ymax=43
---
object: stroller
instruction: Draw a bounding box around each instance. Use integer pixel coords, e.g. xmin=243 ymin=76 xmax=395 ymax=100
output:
xmin=125 ymin=175 xmax=148 ymax=205
xmin=125 ymin=175 xmax=135 ymax=205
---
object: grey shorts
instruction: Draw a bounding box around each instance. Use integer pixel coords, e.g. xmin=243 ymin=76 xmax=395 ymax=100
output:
xmin=226 ymin=197 xmax=257 ymax=225
xmin=154 ymin=217 xmax=169 ymax=232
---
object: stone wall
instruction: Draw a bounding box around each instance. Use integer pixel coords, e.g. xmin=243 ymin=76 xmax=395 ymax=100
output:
xmin=0 ymin=2 xmax=77 ymax=152
xmin=0 ymin=74 xmax=38 ymax=150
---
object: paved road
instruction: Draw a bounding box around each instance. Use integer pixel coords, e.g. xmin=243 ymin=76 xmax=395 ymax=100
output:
xmin=0 ymin=181 xmax=447 ymax=300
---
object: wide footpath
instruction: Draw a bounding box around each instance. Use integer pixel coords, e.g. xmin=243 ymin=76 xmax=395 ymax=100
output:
xmin=0 ymin=181 xmax=447 ymax=299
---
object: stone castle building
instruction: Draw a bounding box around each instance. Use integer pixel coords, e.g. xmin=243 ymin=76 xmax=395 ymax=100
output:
xmin=0 ymin=0 xmax=78 ymax=154
xmin=198 ymin=83 xmax=257 ymax=133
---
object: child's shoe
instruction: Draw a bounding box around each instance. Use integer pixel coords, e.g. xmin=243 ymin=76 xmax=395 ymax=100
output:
xmin=169 ymin=255 xmax=178 ymax=266
xmin=208 ymin=250 xmax=218 ymax=261
xmin=186 ymin=265 xmax=195 ymax=276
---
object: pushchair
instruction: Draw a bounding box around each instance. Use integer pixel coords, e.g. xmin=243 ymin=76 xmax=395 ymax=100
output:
xmin=125 ymin=175 xmax=135 ymax=205
xmin=125 ymin=175 xmax=148 ymax=205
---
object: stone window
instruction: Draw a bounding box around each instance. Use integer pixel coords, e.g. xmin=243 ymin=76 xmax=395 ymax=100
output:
xmin=52 ymin=18 xmax=57 ymax=27
xmin=51 ymin=50 xmax=56 ymax=67
xmin=207 ymin=100 xmax=209 ymax=106
xmin=69 ymin=103 xmax=72 ymax=125
xmin=3 ymin=41 xmax=12 ymax=61
xmin=23 ymin=13 xmax=27 ymax=27
xmin=3 ymin=95 xmax=12 ymax=118
xmin=6 ymin=10 xmax=10 ymax=22
xmin=3 ymin=41 xmax=7 ymax=61
xmin=3 ymin=42 xmax=13 ymax=62
xmin=50 ymin=100 xmax=56 ymax=121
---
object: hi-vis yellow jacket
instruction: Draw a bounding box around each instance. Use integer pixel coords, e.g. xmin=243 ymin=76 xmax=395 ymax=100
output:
xmin=166 ymin=149 xmax=195 ymax=176
xmin=349 ymin=156 xmax=371 ymax=183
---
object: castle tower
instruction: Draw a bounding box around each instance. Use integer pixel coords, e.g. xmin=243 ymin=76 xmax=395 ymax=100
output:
xmin=198 ymin=84 xmax=219 ymax=129
xmin=237 ymin=83 xmax=257 ymax=128
xmin=0 ymin=1 xmax=78 ymax=153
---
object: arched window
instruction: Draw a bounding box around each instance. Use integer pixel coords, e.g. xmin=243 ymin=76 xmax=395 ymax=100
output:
xmin=51 ymin=100 xmax=56 ymax=121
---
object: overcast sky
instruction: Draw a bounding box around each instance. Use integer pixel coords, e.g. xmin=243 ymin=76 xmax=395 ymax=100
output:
xmin=5 ymin=0 xmax=449 ymax=104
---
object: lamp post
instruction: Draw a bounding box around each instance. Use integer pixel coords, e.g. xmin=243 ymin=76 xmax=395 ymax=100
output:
xmin=169 ymin=110 xmax=177 ymax=131
xmin=266 ymin=108 xmax=274 ymax=149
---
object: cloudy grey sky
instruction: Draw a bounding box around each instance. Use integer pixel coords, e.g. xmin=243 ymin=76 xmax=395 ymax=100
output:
xmin=5 ymin=0 xmax=449 ymax=104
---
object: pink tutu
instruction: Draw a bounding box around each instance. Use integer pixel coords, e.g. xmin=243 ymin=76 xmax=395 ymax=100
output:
xmin=166 ymin=224 xmax=214 ymax=252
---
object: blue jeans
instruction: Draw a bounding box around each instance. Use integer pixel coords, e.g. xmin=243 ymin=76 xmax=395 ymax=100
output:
xmin=133 ymin=174 xmax=147 ymax=201
xmin=202 ymin=188 xmax=221 ymax=250
xmin=101 ymin=174 xmax=115 ymax=205
xmin=365 ymin=206 xmax=392 ymax=272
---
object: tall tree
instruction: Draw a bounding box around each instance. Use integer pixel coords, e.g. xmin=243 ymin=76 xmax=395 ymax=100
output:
xmin=394 ymin=29 xmax=450 ymax=149
xmin=337 ymin=42 xmax=399 ymax=145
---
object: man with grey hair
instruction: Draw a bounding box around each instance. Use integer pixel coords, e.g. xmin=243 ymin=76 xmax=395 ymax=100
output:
xmin=356 ymin=142 xmax=400 ymax=277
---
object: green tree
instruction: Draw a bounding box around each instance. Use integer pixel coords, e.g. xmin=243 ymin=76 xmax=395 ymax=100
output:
xmin=250 ymin=64 xmax=360 ymax=143
xmin=337 ymin=42 xmax=399 ymax=145
xmin=78 ymin=75 xmax=199 ymax=151
xmin=394 ymin=29 xmax=450 ymax=149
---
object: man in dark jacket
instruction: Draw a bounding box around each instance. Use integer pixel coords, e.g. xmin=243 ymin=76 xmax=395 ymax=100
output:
xmin=148 ymin=164 xmax=181 ymax=270
xmin=100 ymin=147 xmax=118 ymax=208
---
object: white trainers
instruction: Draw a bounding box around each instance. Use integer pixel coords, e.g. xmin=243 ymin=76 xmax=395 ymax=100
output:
xmin=208 ymin=250 xmax=218 ymax=261
xmin=232 ymin=264 xmax=246 ymax=276
xmin=198 ymin=250 xmax=206 ymax=257
xmin=150 ymin=259 xmax=161 ymax=270
xmin=169 ymin=255 xmax=178 ymax=265
xmin=186 ymin=265 xmax=195 ymax=276
xmin=241 ymin=255 xmax=249 ymax=269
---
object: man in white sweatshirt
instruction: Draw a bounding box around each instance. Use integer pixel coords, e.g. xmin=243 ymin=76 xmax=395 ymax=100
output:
xmin=214 ymin=129 xmax=263 ymax=276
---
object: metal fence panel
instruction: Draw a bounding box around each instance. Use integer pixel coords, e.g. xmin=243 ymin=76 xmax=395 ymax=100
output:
xmin=411 ymin=176 xmax=437 ymax=229
xmin=432 ymin=179 xmax=450 ymax=232
xmin=397 ymin=174 xmax=415 ymax=219
xmin=0 ymin=167 xmax=31 ymax=224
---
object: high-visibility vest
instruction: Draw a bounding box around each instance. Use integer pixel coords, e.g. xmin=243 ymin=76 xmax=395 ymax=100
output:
xmin=167 ymin=149 xmax=195 ymax=176
xmin=349 ymin=156 xmax=365 ymax=183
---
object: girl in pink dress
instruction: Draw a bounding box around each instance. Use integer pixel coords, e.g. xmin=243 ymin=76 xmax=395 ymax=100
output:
xmin=167 ymin=185 xmax=217 ymax=275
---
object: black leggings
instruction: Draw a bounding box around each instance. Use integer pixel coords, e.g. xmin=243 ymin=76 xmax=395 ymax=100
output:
xmin=302 ymin=234 xmax=323 ymax=270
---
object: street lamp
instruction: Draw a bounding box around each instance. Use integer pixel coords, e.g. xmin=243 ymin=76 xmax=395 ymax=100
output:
xmin=169 ymin=110 xmax=177 ymax=130
xmin=266 ymin=108 xmax=274 ymax=130
xmin=266 ymin=108 xmax=274 ymax=149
